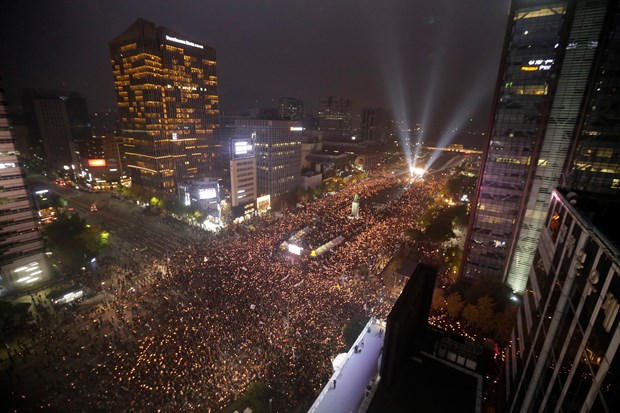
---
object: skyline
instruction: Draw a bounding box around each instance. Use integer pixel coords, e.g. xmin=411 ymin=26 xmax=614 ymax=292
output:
xmin=0 ymin=0 xmax=510 ymax=143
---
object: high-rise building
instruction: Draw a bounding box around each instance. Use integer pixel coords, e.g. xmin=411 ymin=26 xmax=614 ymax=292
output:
xmin=277 ymin=97 xmax=304 ymax=121
xmin=0 ymin=78 xmax=51 ymax=293
xmin=235 ymin=119 xmax=301 ymax=198
xmin=361 ymin=106 xmax=393 ymax=143
xmin=229 ymin=138 xmax=257 ymax=218
xmin=461 ymin=0 xmax=619 ymax=292
xmin=109 ymin=18 xmax=220 ymax=191
xmin=503 ymin=188 xmax=620 ymax=412
xmin=21 ymin=89 xmax=94 ymax=170
xmin=318 ymin=96 xmax=352 ymax=137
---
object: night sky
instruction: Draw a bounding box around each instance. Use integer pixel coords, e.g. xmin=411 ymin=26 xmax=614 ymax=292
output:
xmin=0 ymin=0 xmax=511 ymax=144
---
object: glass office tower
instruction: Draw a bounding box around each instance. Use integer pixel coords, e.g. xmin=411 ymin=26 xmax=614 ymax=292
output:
xmin=110 ymin=19 xmax=220 ymax=190
xmin=461 ymin=0 xmax=615 ymax=292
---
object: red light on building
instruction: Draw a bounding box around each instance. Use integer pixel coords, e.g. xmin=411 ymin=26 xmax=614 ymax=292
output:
xmin=88 ymin=159 xmax=106 ymax=167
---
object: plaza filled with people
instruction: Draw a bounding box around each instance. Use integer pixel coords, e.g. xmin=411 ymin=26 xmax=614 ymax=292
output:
xmin=3 ymin=173 xmax=448 ymax=412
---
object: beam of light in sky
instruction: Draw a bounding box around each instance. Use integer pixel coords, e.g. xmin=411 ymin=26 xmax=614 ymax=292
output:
xmin=373 ymin=22 xmax=447 ymax=172
xmin=425 ymin=71 xmax=491 ymax=171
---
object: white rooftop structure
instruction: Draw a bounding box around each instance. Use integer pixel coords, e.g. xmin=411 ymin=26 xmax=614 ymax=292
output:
xmin=308 ymin=318 xmax=385 ymax=413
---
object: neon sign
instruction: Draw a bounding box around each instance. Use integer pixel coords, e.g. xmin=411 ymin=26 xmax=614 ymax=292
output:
xmin=522 ymin=59 xmax=554 ymax=71
xmin=165 ymin=35 xmax=204 ymax=50
xmin=88 ymin=159 xmax=106 ymax=167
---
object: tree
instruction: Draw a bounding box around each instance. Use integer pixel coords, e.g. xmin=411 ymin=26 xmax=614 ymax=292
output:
xmin=425 ymin=213 xmax=454 ymax=243
xmin=445 ymin=292 xmax=464 ymax=318
xmin=448 ymin=204 xmax=469 ymax=228
xmin=42 ymin=212 xmax=105 ymax=271
xmin=495 ymin=306 xmax=518 ymax=343
xmin=403 ymin=228 xmax=424 ymax=242
xmin=462 ymin=303 xmax=480 ymax=327
xmin=0 ymin=301 xmax=31 ymax=330
xmin=342 ymin=315 xmax=368 ymax=348
xmin=224 ymin=382 xmax=270 ymax=413
xmin=418 ymin=206 xmax=438 ymax=228
xmin=476 ymin=295 xmax=496 ymax=334
xmin=444 ymin=246 xmax=462 ymax=283
xmin=431 ymin=287 xmax=445 ymax=311
xmin=463 ymin=278 xmax=514 ymax=313
xmin=443 ymin=175 xmax=476 ymax=199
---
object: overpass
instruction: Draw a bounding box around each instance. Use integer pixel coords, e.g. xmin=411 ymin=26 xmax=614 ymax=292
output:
xmin=424 ymin=145 xmax=482 ymax=154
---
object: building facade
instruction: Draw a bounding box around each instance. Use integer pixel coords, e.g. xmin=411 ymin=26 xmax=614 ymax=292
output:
xmin=178 ymin=178 xmax=221 ymax=224
xmin=230 ymin=138 xmax=257 ymax=209
xmin=361 ymin=106 xmax=393 ymax=143
xmin=235 ymin=119 xmax=301 ymax=198
xmin=504 ymin=188 xmax=620 ymax=412
xmin=109 ymin=18 xmax=220 ymax=191
xmin=564 ymin=2 xmax=620 ymax=194
xmin=21 ymin=89 xmax=95 ymax=170
xmin=318 ymin=96 xmax=352 ymax=137
xmin=0 ymin=79 xmax=51 ymax=294
xmin=461 ymin=0 xmax=618 ymax=292
xmin=277 ymin=97 xmax=304 ymax=121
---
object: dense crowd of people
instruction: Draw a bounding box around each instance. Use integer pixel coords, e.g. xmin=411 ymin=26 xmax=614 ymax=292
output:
xmin=4 ymin=173 xmax=449 ymax=412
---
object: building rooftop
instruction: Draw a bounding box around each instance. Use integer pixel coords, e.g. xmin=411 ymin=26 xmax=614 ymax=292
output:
xmin=308 ymin=318 xmax=385 ymax=413
xmin=366 ymin=352 xmax=481 ymax=413
xmin=559 ymin=188 xmax=620 ymax=251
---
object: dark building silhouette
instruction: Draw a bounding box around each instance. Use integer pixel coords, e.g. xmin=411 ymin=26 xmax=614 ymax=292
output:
xmin=361 ymin=106 xmax=393 ymax=143
xmin=379 ymin=263 xmax=437 ymax=387
xmin=21 ymin=89 xmax=95 ymax=169
xmin=277 ymin=97 xmax=304 ymax=121
xmin=318 ymin=96 xmax=352 ymax=138
xmin=366 ymin=263 xmax=487 ymax=413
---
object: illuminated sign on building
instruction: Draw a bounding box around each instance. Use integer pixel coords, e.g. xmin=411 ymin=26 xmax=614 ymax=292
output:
xmin=257 ymin=194 xmax=271 ymax=214
xmin=88 ymin=159 xmax=107 ymax=167
xmin=290 ymin=126 xmax=303 ymax=131
xmin=234 ymin=140 xmax=253 ymax=155
xmin=522 ymin=59 xmax=554 ymax=72
xmin=165 ymin=35 xmax=204 ymax=49
xmin=198 ymin=187 xmax=217 ymax=200
xmin=231 ymin=139 xmax=255 ymax=159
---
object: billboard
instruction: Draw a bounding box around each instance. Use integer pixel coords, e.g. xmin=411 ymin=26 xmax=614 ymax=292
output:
xmin=88 ymin=159 xmax=106 ymax=167
xmin=288 ymin=244 xmax=302 ymax=255
xmin=257 ymin=194 xmax=271 ymax=214
xmin=231 ymin=139 xmax=255 ymax=159
xmin=199 ymin=187 xmax=217 ymax=200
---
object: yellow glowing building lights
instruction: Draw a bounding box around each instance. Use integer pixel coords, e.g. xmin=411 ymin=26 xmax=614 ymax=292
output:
xmin=110 ymin=19 xmax=220 ymax=189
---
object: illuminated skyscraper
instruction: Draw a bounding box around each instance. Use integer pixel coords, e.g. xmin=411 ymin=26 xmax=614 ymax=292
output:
xmin=461 ymin=0 xmax=619 ymax=292
xmin=0 ymin=77 xmax=51 ymax=293
xmin=109 ymin=18 xmax=220 ymax=190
